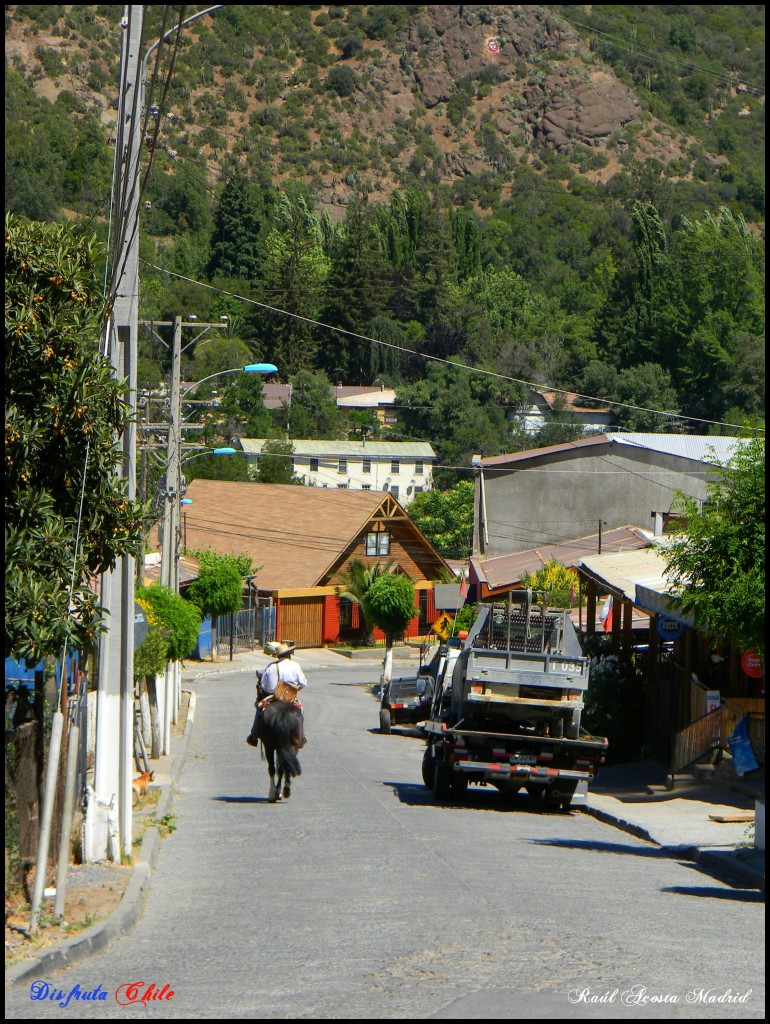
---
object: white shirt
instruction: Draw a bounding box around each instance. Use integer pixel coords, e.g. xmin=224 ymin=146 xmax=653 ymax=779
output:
xmin=260 ymin=658 xmax=308 ymax=695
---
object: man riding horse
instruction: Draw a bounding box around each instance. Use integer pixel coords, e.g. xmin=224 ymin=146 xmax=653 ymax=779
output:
xmin=246 ymin=642 xmax=307 ymax=748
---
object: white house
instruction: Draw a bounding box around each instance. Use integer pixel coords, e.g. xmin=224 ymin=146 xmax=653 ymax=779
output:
xmin=515 ymin=389 xmax=614 ymax=435
xmin=240 ymin=439 xmax=436 ymax=505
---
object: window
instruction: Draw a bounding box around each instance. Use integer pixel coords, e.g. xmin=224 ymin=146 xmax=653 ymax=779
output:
xmin=391 ymin=459 xmax=400 ymax=474
xmin=365 ymin=532 xmax=390 ymax=556
xmin=414 ymin=486 xmax=424 ymax=494
xmin=361 ymin=484 xmax=371 ymax=491
xmin=338 ymin=458 xmax=347 ymax=474
xmin=390 ymin=485 xmax=399 ymax=501
xmin=337 ymin=483 xmax=348 ymax=489
xmin=415 ymin=460 xmax=423 ymax=475
xmin=309 ymin=458 xmax=319 ymax=472
xmin=362 ymin=458 xmax=371 ymax=473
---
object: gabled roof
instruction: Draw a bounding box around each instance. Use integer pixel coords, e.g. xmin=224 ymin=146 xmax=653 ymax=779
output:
xmin=478 ymin=433 xmax=746 ymax=469
xmin=540 ymin=390 xmax=612 ymax=414
xmin=471 ymin=526 xmax=651 ymax=592
xmin=180 ymin=480 xmax=446 ymax=590
xmin=479 ymin=433 xmax=611 ymax=468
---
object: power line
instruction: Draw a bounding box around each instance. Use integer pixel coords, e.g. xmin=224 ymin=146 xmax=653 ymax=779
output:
xmin=559 ymin=13 xmax=765 ymax=96
xmin=140 ymin=263 xmax=759 ymax=434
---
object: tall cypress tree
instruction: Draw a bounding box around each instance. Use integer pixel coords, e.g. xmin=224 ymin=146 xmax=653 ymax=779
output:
xmin=207 ymin=171 xmax=274 ymax=282
xmin=319 ymin=195 xmax=391 ymax=382
xmin=257 ymin=192 xmax=330 ymax=376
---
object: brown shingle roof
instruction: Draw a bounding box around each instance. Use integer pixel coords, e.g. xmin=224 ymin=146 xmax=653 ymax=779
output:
xmin=471 ymin=526 xmax=651 ymax=592
xmin=180 ymin=480 xmax=401 ymax=590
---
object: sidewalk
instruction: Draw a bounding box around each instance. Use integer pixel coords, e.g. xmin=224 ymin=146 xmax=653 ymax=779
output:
xmin=583 ymin=758 xmax=765 ymax=892
xmin=6 ymin=651 xmax=764 ymax=987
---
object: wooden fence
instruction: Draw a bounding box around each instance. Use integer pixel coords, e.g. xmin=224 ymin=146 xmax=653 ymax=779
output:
xmin=672 ymin=679 xmax=765 ymax=777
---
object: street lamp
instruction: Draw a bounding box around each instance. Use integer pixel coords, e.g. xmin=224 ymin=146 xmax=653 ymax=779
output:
xmin=180 ymin=365 xmax=278 ymax=404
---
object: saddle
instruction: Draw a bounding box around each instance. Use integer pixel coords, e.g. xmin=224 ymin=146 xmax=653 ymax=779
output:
xmin=258 ymin=686 xmax=303 ymax=713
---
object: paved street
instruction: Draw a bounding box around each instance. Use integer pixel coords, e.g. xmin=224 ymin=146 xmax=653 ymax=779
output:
xmin=6 ymin=658 xmax=765 ymax=1019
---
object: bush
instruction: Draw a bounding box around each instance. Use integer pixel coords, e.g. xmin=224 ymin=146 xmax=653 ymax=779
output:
xmin=136 ymin=585 xmax=201 ymax=663
xmin=326 ymin=65 xmax=357 ymax=97
xmin=187 ymin=551 xmax=253 ymax=618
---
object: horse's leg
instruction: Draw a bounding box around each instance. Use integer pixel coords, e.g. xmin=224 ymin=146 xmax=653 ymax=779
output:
xmin=266 ymin=745 xmax=279 ymax=803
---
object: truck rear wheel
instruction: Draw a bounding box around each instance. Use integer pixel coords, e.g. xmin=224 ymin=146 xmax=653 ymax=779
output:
xmin=379 ymin=708 xmax=392 ymax=734
xmin=433 ymin=762 xmax=452 ymax=801
xmin=421 ymin=745 xmax=435 ymax=789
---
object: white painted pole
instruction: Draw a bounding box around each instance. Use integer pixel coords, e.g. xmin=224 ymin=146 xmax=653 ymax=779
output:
xmin=29 ymin=712 xmax=64 ymax=933
xmin=53 ymin=722 xmax=80 ymax=920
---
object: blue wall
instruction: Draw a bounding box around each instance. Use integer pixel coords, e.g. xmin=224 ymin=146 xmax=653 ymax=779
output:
xmin=193 ymin=615 xmax=213 ymax=660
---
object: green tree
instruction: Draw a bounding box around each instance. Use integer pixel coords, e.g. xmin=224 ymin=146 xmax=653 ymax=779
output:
xmin=662 ymin=435 xmax=764 ymax=658
xmin=580 ymin=360 xmax=680 ymax=433
xmin=333 ymin=558 xmax=395 ymax=646
xmin=287 ymin=369 xmax=341 ymax=439
xmin=319 ymin=195 xmax=391 ymax=381
xmin=407 ymin=482 xmax=474 ymax=559
xmin=207 ymin=171 xmax=275 ymax=281
xmin=672 ymin=208 xmax=765 ymax=422
xmin=364 ymin=573 xmax=416 ymax=684
xmin=187 ymin=551 xmax=254 ymax=618
xmin=135 ymin=584 xmax=201 ymax=663
xmin=190 ymin=336 xmax=254 ymax=382
xmin=520 ymin=559 xmax=580 ymax=609
xmin=397 ymin=363 xmax=522 ymax=485
xmin=254 ymin=439 xmax=302 ymax=484
xmin=216 ymin=375 xmax=273 ymax=442
xmin=257 ymin=191 xmax=330 ymax=375
xmin=5 ymin=215 xmax=149 ymax=665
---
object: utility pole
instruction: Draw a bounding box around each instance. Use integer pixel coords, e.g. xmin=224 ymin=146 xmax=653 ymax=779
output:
xmin=85 ymin=6 xmax=144 ymax=863
xmin=141 ymin=316 xmax=226 ymax=748
xmin=161 ymin=316 xmax=182 ymax=748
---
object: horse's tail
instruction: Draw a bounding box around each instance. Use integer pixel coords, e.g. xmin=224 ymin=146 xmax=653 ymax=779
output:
xmin=277 ymin=744 xmax=302 ymax=778
xmin=272 ymin=704 xmax=302 ymax=778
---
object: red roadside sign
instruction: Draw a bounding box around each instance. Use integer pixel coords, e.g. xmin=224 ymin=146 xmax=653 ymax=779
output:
xmin=740 ymin=650 xmax=763 ymax=678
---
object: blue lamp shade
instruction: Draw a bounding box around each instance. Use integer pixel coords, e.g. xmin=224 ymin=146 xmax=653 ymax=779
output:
xmin=244 ymin=363 xmax=278 ymax=375
xmin=180 ymin=498 xmax=193 ymax=506
xmin=212 ymin=447 xmax=237 ymax=455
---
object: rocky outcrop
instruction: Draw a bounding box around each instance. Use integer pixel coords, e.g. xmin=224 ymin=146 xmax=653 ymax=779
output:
xmin=398 ymin=5 xmax=640 ymax=150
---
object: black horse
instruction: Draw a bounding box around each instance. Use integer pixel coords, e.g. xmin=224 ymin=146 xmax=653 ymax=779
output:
xmin=257 ymin=700 xmax=303 ymax=802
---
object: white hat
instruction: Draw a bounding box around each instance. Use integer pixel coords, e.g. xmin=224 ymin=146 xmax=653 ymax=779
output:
xmin=274 ymin=643 xmax=295 ymax=658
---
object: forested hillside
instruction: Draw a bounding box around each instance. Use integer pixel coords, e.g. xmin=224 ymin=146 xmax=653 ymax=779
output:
xmin=5 ymin=5 xmax=765 ymax=473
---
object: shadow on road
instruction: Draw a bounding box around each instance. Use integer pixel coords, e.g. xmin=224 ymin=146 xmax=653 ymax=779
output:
xmin=527 ymin=836 xmax=665 ymax=857
xmin=659 ymin=885 xmax=765 ymax=902
xmin=213 ymin=795 xmax=272 ymax=804
xmin=368 ymin=726 xmax=425 ymax=739
xmin=384 ymin=782 xmax=579 ymax=815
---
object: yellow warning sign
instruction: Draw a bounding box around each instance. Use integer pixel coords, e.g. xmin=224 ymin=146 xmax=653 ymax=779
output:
xmin=431 ymin=613 xmax=454 ymax=640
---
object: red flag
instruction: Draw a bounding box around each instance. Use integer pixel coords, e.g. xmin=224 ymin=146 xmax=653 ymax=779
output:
xmin=599 ymin=595 xmax=613 ymax=633
xmin=459 ymin=574 xmax=468 ymax=599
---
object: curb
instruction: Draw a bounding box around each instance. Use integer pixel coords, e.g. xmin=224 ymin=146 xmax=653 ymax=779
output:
xmin=581 ymin=803 xmax=765 ymax=892
xmin=5 ymin=691 xmax=197 ymax=988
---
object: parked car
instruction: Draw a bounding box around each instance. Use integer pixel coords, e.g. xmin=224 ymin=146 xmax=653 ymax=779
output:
xmin=378 ymin=671 xmax=435 ymax=734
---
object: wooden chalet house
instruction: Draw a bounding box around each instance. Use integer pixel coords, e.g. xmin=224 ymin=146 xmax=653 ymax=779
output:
xmin=180 ymin=480 xmax=451 ymax=648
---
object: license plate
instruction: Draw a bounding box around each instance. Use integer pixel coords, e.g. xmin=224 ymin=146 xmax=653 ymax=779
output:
xmin=511 ymin=755 xmax=537 ymax=765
